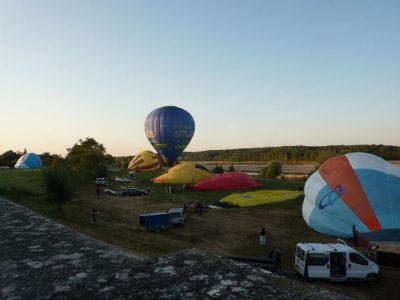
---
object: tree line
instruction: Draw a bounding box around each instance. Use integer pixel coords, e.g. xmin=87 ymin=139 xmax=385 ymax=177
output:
xmin=182 ymin=145 xmax=400 ymax=163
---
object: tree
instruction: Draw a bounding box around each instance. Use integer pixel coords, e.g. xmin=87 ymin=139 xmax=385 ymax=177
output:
xmin=42 ymin=164 xmax=76 ymax=212
xmin=211 ymin=165 xmax=224 ymax=174
xmin=65 ymin=137 xmax=107 ymax=179
xmin=40 ymin=152 xmax=64 ymax=167
xmin=259 ymin=160 xmax=282 ymax=179
xmin=228 ymin=164 xmax=235 ymax=172
xmin=0 ymin=150 xmax=20 ymax=167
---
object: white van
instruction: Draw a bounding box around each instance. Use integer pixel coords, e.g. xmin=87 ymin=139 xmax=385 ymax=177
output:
xmin=168 ymin=208 xmax=186 ymax=226
xmin=295 ymin=240 xmax=379 ymax=285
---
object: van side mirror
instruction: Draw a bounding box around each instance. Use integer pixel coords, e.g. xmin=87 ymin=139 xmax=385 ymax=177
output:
xmin=348 ymin=264 xmax=351 ymax=268
xmin=327 ymin=264 xmax=330 ymax=268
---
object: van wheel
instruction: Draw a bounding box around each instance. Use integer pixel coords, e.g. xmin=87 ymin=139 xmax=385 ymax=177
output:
xmin=366 ymin=273 xmax=378 ymax=285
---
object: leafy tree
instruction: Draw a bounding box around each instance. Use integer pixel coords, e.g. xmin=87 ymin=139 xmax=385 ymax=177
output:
xmin=211 ymin=165 xmax=224 ymax=174
xmin=40 ymin=152 xmax=64 ymax=167
xmin=65 ymin=137 xmax=107 ymax=179
xmin=0 ymin=150 xmax=20 ymax=167
xmin=42 ymin=164 xmax=76 ymax=212
xmin=315 ymin=150 xmax=337 ymax=165
xmin=259 ymin=160 xmax=282 ymax=179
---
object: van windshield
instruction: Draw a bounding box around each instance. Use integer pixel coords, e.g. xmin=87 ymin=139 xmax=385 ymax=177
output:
xmin=169 ymin=213 xmax=182 ymax=218
xmin=296 ymin=247 xmax=305 ymax=261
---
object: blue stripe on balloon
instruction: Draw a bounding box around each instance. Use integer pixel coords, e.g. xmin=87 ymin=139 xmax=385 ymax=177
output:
xmin=354 ymin=169 xmax=400 ymax=229
xmin=309 ymin=184 xmax=369 ymax=238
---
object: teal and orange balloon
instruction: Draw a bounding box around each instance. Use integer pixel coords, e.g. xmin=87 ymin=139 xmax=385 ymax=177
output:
xmin=303 ymin=152 xmax=400 ymax=241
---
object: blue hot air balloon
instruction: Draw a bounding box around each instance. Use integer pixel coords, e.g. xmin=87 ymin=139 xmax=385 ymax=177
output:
xmin=144 ymin=106 xmax=195 ymax=165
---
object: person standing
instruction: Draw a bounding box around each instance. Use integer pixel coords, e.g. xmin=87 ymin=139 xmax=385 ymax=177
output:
xmin=91 ymin=209 xmax=99 ymax=224
xmin=352 ymin=225 xmax=359 ymax=247
xmin=259 ymin=225 xmax=266 ymax=246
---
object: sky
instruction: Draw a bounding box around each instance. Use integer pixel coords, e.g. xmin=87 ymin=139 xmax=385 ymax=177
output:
xmin=1 ymin=0 xmax=399 ymax=156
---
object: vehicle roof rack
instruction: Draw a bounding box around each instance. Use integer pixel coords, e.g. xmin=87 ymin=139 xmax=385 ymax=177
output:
xmin=336 ymin=239 xmax=347 ymax=245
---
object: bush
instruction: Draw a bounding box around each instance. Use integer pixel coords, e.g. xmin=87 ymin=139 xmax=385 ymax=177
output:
xmin=211 ymin=165 xmax=224 ymax=174
xmin=42 ymin=165 xmax=76 ymax=211
xmin=228 ymin=164 xmax=235 ymax=172
xmin=258 ymin=160 xmax=282 ymax=179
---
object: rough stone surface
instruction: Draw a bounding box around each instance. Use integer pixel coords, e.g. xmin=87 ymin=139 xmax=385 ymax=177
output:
xmin=0 ymin=197 xmax=353 ymax=299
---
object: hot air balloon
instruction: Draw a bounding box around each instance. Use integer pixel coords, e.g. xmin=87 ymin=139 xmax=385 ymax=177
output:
xmin=14 ymin=153 xmax=42 ymax=169
xmin=152 ymin=162 xmax=213 ymax=184
xmin=128 ymin=150 xmax=161 ymax=172
xmin=189 ymin=172 xmax=261 ymax=191
xmin=144 ymin=106 xmax=195 ymax=165
xmin=303 ymin=152 xmax=400 ymax=241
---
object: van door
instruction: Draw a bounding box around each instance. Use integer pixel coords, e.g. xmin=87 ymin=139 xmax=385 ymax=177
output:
xmin=347 ymin=252 xmax=369 ymax=280
xmin=306 ymin=253 xmax=330 ymax=279
xmin=329 ymin=252 xmax=346 ymax=280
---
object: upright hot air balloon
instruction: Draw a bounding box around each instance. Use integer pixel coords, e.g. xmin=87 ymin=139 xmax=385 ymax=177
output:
xmin=144 ymin=106 xmax=195 ymax=165
xmin=303 ymin=152 xmax=400 ymax=241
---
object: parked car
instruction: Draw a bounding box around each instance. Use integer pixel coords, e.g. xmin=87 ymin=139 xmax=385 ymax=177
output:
xmin=295 ymin=239 xmax=379 ymax=285
xmin=104 ymin=188 xmax=119 ymax=195
xmin=115 ymin=176 xmax=131 ymax=183
xmin=121 ymin=187 xmax=149 ymax=196
xmin=168 ymin=208 xmax=186 ymax=226
xmin=95 ymin=177 xmax=105 ymax=186
xmin=139 ymin=212 xmax=170 ymax=232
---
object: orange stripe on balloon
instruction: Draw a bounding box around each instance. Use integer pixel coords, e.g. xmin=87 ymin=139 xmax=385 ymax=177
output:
xmin=319 ymin=155 xmax=381 ymax=231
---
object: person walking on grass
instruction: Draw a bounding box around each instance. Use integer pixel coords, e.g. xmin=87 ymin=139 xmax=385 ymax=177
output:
xmin=259 ymin=225 xmax=266 ymax=246
xmin=91 ymin=209 xmax=99 ymax=224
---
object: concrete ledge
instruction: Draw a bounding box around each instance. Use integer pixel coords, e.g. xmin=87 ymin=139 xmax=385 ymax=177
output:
xmin=0 ymin=197 xmax=352 ymax=299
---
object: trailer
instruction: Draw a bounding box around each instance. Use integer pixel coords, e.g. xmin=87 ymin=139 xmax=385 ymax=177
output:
xmin=139 ymin=212 xmax=170 ymax=232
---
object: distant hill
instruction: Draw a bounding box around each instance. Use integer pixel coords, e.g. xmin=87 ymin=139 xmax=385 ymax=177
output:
xmin=182 ymin=145 xmax=400 ymax=163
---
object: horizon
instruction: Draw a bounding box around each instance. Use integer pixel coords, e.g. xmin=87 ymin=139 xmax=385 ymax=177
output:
xmin=1 ymin=1 xmax=399 ymax=156
xmin=3 ymin=143 xmax=400 ymax=158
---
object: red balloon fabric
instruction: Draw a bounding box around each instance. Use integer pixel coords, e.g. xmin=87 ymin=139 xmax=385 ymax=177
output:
xmin=190 ymin=172 xmax=261 ymax=191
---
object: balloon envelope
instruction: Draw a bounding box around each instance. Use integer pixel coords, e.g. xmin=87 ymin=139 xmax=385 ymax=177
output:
xmin=14 ymin=153 xmax=42 ymax=169
xmin=152 ymin=162 xmax=213 ymax=184
xmin=128 ymin=150 xmax=161 ymax=171
xmin=303 ymin=152 xmax=400 ymax=241
xmin=190 ymin=172 xmax=261 ymax=191
xmin=144 ymin=106 xmax=195 ymax=165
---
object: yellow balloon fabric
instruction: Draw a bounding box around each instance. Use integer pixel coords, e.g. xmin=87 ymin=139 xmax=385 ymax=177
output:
xmin=128 ymin=150 xmax=161 ymax=171
xmin=153 ymin=162 xmax=214 ymax=184
xmin=222 ymin=190 xmax=303 ymax=207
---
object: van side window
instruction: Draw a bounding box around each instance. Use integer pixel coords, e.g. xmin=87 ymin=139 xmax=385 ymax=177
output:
xmin=307 ymin=253 xmax=329 ymax=266
xmin=349 ymin=253 xmax=368 ymax=265
xmin=296 ymin=247 xmax=305 ymax=261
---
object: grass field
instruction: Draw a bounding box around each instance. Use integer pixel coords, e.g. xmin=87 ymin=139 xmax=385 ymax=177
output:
xmin=1 ymin=168 xmax=399 ymax=299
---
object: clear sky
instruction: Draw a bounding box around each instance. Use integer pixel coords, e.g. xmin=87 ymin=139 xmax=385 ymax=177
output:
xmin=1 ymin=0 xmax=399 ymax=156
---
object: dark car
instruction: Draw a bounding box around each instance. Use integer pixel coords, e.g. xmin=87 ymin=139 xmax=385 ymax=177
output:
xmin=121 ymin=187 xmax=149 ymax=196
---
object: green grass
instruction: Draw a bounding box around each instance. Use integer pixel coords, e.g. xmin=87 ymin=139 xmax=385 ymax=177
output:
xmin=0 ymin=169 xmax=44 ymax=193
xmin=0 ymin=168 xmax=307 ymax=256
